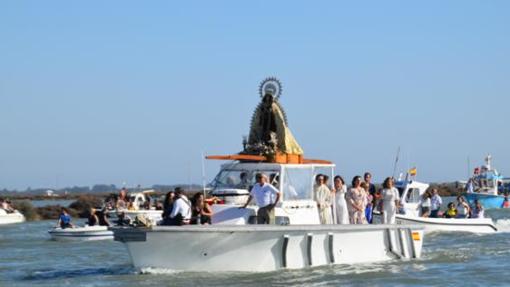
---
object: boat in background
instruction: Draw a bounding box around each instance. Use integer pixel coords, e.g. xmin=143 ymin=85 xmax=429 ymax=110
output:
xmin=112 ymin=77 xmax=425 ymax=272
xmin=107 ymin=190 xmax=163 ymax=224
xmin=394 ymin=176 xmax=497 ymax=233
xmin=464 ymin=155 xmax=508 ymax=209
xmin=0 ymin=209 xmax=25 ymax=225
xmin=48 ymin=225 xmax=113 ymax=241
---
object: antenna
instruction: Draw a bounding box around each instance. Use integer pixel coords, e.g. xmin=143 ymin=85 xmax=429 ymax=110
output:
xmin=467 ymin=156 xmax=471 ymax=178
xmin=201 ymin=151 xmax=207 ymax=198
xmin=187 ymin=160 xmax=192 ymax=192
xmin=392 ymin=146 xmax=401 ymax=178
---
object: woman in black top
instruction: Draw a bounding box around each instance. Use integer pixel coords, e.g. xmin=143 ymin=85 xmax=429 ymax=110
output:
xmin=190 ymin=193 xmax=213 ymax=225
xmin=161 ymin=191 xmax=175 ymax=225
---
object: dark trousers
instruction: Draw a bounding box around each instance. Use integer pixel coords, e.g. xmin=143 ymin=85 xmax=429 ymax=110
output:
xmin=257 ymin=205 xmax=275 ymax=224
xmin=430 ymin=209 xmax=440 ymax=218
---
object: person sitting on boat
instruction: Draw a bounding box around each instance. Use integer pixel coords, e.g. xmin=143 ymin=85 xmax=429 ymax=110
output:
xmin=161 ymin=190 xmax=176 ymax=225
xmin=240 ymin=173 xmax=281 ymax=224
xmin=333 ymin=175 xmax=349 ymax=225
xmin=116 ymin=211 xmax=132 ymax=226
xmin=237 ymin=172 xmax=251 ymax=190
xmin=419 ymin=191 xmax=431 ymax=217
xmin=190 ymin=192 xmax=213 ymax=225
xmin=456 ymin=196 xmax=470 ymax=218
xmin=471 ymin=200 xmax=484 ymax=218
xmin=443 ymin=202 xmax=457 ymax=218
xmin=0 ymin=198 xmax=15 ymax=213
xmin=503 ymin=193 xmax=510 ymax=208
xmin=97 ymin=208 xmax=111 ymax=227
xmin=380 ymin=177 xmax=400 ymax=224
xmin=361 ymin=182 xmax=373 ymax=224
xmin=116 ymin=188 xmax=129 ymax=210
xmin=142 ymin=195 xmax=152 ymax=210
xmin=56 ymin=208 xmax=75 ymax=229
xmin=314 ymin=174 xmax=334 ymax=224
xmin=347 ymin=176 xmax=365 ymax=224
xmin=430 ymin=188 xmax=442 ymax=218
xmin=127 ymin=201 xmax=136 ymax=211
xmin=87 ymin=208 xmax=99 ymax=226
xmin=169 ymin=188 xmax=192 ymax=225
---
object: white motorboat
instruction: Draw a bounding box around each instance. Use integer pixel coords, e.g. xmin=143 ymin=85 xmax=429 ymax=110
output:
xmin=112 ymin=78 xmax=426 ymax=272
xmin=107 ymin=190 xmax=163 ymax=224
xmin=0 ymin=209 xmax=26 ymax=225
xmin=394 ymin=177 xmax=497 ymax=234
xmin=48 ymin=225 xmax=113 ymax=241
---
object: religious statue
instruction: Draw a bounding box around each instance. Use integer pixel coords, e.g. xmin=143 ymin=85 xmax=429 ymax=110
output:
xmin=244 ymin=77 xmax=304 ymax=159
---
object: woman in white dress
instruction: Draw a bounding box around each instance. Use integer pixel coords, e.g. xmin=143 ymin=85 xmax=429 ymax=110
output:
xmin=380 ymin=177 xmax=400 ymax=224
xmin=333 ymin=175 xmax=349 ymax=224
xmin=347 ymin=176 xmax=365 ymax=224
xmin=314 ymin=174 xmax=333 ymax=224
xmin=456 ymin=195 xmax=470 ymax=218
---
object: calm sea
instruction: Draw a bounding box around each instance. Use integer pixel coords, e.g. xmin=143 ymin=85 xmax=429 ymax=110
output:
xmin=1 ymin=209 xmax=510 ymax=286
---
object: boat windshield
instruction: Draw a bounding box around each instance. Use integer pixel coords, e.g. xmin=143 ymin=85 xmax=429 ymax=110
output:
xmin=212 ymin=169 xmax=280 ymax=190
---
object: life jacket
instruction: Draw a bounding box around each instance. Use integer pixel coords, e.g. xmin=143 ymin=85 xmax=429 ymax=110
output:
xmin=446 ymin=208 xmax=457 ymax=217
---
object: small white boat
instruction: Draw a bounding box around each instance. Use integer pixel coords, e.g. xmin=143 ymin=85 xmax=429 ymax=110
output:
xmin=107 ymin=190 xmax=163 ymax=224
xmin=0 ymin=209 xmax=26 ymax=225
xmin=48 ymin=225 xmax=113 ymax=241
xmin=394 ymin=177 xmax=497 ymax=234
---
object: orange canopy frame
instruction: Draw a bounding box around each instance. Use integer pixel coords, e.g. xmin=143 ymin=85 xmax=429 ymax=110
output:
xmin=205 ymin=154 xmax=332 ymax=165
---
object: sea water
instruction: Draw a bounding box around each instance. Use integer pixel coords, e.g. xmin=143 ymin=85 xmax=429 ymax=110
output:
xmin=1 ymin=209 xmax=510 ymax=286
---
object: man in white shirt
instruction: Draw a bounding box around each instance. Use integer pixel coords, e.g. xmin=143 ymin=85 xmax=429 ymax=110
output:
xmin=170 ymin=188 xmax=192 ymax=225
xmin=241 ymin=173 xmax=281 ymax=224
xmin=430 ymin=188 xmax=442 ymax=218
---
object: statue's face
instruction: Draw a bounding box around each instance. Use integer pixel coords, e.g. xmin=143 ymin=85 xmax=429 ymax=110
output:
xmin=263 ymin=94 xmax=274 ymax=106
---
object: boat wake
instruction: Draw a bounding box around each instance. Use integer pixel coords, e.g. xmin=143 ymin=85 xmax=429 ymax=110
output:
xmin=495 ymin=219 xmax=510 ymax=233
xmin=22 ymin=266 xmax=134 ymax=281
xmin=139 ymin=267 xmax=185 ymax=275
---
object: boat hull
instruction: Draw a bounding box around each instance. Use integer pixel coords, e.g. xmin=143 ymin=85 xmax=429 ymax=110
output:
xmin=48 ymin=226 xmax=114 ymax=241
xmin=465 ymin=193 xmax=505 ymax=209
xmin=395 ymin=215 xmax=497 ymax=234
xmin=0 ymin=211 xmax=26 ymax=225
xmin=113 ymin=224 xmax=424 ymax=272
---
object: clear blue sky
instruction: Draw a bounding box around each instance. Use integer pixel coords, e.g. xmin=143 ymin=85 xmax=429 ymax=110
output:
xmin=1 ymin=1 xmax=509 ymax=190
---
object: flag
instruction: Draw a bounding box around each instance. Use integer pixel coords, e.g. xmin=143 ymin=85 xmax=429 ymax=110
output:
xmin=409 ymin=167 xmax=417 ymax=176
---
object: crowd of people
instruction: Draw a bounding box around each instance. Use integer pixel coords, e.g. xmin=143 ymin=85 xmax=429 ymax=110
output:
xmin=418 ymin=189 xmax=485 ymax=219
xmin=312 ymin=173 xmax=401 ymax=225
xmin=52 ymin=171 xmax=492 ymax=229
xmin=160 ymin=187 xmax=214 ymax=226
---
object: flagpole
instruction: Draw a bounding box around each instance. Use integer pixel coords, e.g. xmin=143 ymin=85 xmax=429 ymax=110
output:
xmin=392 ymin=146 xmax=401 ymax=179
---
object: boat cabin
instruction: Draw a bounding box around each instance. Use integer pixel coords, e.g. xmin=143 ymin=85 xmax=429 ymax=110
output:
xmin=209 ymin=161 xmax=334 ymax=225
xmin=467 ymin=155 xmax=504 ymax=196
xmin=395 ymin=179 xmax=430 ymax=217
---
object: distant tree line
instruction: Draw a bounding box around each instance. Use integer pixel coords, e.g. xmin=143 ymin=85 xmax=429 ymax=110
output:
xmin=0 ymin=183 xmax=205 ymax=196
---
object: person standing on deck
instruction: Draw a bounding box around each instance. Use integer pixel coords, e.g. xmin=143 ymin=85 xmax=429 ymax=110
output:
xmin=380 ymin=177 xmax=400 ymax=224
xmin=347 ymin=176 xmax=365 ymax=224
xmin=364 ymin=172 xmax=377 ymax=223
xmin=361 ymin=182 xmax=373 ymax=224
xmin=333 ymin=175 xmax=349 ymax=224
xmin=430 ymin=188 xmax=442 ymax=218
xmin=241 ymin=173 xmax=281 ymax=224
xmin=314 ymin=174 xmax=334 ymax=224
